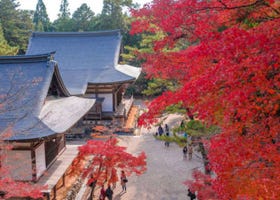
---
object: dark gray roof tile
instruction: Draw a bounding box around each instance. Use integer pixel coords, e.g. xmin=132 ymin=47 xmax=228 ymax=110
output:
xmin=0 ymin=53 xmax=57 ymax=140
xmin=0 ymin=53 xmax=94 ymax=140
xmin=27 ymin=30 xmax=140 ymax=95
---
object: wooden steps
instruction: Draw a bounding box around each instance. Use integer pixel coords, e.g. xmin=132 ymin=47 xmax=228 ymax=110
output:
xmin=124 ymin=105 xmax=139 ymax=129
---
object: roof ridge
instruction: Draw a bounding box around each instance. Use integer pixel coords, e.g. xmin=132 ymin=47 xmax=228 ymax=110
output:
xmin=32 ymin=30 xmax=121 ymax=37
xmin=0 ymin=52 xmax=55 ymax=64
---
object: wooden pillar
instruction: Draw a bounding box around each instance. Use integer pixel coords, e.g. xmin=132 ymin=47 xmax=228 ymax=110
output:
xmin=52 ymin=186 xmax=57 ymax=200
xmin=31 ymin=143 xmax=37 ymax=182
xmin=113 ymin=90 xmax=117 ymax=112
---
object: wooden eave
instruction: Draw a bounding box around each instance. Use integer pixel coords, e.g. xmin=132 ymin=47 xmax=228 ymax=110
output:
xmin=86 ymin=82 xmax=124 ymax=93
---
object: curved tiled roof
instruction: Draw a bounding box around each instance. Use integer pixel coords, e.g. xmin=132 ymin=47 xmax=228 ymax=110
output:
xmin=0 ymin=53 xmax=95 ymax=141
xmin=39 ymin=96 xmax=94 ymax=133
xmin=26 ymin=30 xmax=141 ymax=95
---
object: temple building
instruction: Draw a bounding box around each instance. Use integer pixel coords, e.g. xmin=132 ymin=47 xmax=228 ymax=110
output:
xmin=0 ymin=53 xmax=95 ymax=198
xmin=26 ymin=30 xmax=141 ymax=121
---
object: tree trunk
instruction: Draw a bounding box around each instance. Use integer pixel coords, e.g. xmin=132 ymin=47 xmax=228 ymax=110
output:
xmin=198 ymin=141 xmax=211 ymax=175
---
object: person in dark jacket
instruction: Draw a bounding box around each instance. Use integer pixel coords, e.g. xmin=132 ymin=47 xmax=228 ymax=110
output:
xmin=183 ymin=145 xmax=188 ymax=158
xmin=158 ymin=125 xmax=164 ymax=136
xmin=105 ymin=185 xmax=113 ymax=200
xmin=164 ymin=129 xmax=170 ymax=147
xmin=188 ymin=189 xmax=196 ymax=200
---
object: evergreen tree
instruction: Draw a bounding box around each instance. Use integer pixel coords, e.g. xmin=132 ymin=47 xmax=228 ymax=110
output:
xmin=122 ymin=27 xmax=170 ymax=97
xmin=72 ymin=3 xmax=95 ymax=31
xmin=17 ymin=10 xmax=34 ymax=53
xmin=0 ymin=23 xmax=18 ymax=55
xmin=95 ymin=0 xmax=133 ymax=31
xmin=53 ymin=0 xmax=72 ymax=31
xmin=33 ymin=0 xmax=51 ymax=31
xmin=0 ymin=0 xmax=33 ymax=54
xmin=58 ymin=0 xmax=70 ymax=19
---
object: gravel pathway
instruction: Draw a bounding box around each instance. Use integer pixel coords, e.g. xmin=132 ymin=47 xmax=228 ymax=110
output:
xmin=109 ymin=114 xmax=204 ymax=200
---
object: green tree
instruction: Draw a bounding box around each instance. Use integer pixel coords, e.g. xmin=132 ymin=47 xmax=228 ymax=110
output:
xmin=95 ymin=0 xmax=133 ymax=31
xmin=142 ymin=78 xmax=178 ymax=97
xmin=122 ymin=27 xmax=177 ymax=97
xmin=72 ymin=3 xmax=95 ymax=31
xmin=0 ymin=23 xmax=18 ymax=55
xmin=58 ymin=0 xmax=70 ymax=19
xmin=53 ymin=0 xmax=72 ymax=31
xmin=0 ymin=0 xmax=33 ymax=54
xmin=17 ymin=10 xmax=34 ymax=53
xmin=33 ymin=0 xmax=51 ymax=31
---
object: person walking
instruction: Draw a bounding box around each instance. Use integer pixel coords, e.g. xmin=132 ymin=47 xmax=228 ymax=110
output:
xmin=165 ymin=124 xmax=169 ymax=133
xmin=183 ymin=145 xmax=188 ymax=159
xmin=99 ymin=185 xmax=106 ymax=200
xmin=188 ymin=145 xmax=193 ymax=160
xmin=187 ymin=189 xmax=196 ymax=200
xmin=183 ymin=132 xmax=188 ymax=139
xmin=105 ymin=185 xmax=113 ymax=200
xmin=164 ymin=130 xmax=170 ymax=147
xmin=120 ymin=170 xmax=127 ymax=192
xmin=158 ymin=125 xmax=164 ymax=136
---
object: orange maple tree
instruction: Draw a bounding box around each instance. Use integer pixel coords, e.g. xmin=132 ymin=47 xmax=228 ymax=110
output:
xmin=71 ymin=137 xmax=146 ymax=195
xmin=131 ymin=0 xmax=280 ymax=199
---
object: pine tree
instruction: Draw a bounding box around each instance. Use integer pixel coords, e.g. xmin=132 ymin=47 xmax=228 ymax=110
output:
xmin=0 ymin=0 xmax=33 ymax=54
xmin=53 ymin=0 xmax=72 ymax=31
xmin=96 ymin=0 xmax=133 ymax=31
xmin=33 ymin=0 xmax=51 ymax=31
xmin=58 ymin=0 xmax=70 ymax=19
xmin=72 ymin=3 xmax=94 ymax=31
xmin=0 ymin=23 xmax=18 ymax=55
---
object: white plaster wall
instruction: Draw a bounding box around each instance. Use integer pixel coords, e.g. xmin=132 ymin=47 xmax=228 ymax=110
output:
xmin=98 ymin=93 xmax=113 ymax=112
xmin=35 ymin=142 xmax=46 ymax=179
xmin=3 ymin=150 xmax=32 ymax=181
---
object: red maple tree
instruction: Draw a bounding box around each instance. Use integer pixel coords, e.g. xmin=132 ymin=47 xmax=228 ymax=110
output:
xmin=131 ymin=0 xmax=280 ymax=199
xmin=71 ymin=137 xmax=146 ymax=197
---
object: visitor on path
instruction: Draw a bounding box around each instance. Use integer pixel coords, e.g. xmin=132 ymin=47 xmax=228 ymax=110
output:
xmin=187 ymin=189 xmax=197 ymax=200
xmin=183 ymin=145 xmax=188 ymax=158
xmin=188 ymin=145 xmax=193 ymax=160
xmin=164 ymin=131 xmax=170 ymax=147
xmin=183 ymin=132 xmax=188 ymax=139
xmin=158 ymin=125 xmax=164 ymax=136
xmin=180 ymin=120 xmax=185 ymax=128
xmin=165 ymin=124 xmax=169 ymax=133
xmin=120 ymin=170 xmax=127 ymax=192
xmin=105 ymin=185 xmax=113 ymax=200
xmin=180 ymin=120 xmax=186 ymax=135
xmin=99 ymin=185 xmax=106 ymax=200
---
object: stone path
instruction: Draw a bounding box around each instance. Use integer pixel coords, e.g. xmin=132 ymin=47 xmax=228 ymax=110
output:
xmin=92 ymin=114 xmax=204 ymax=200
